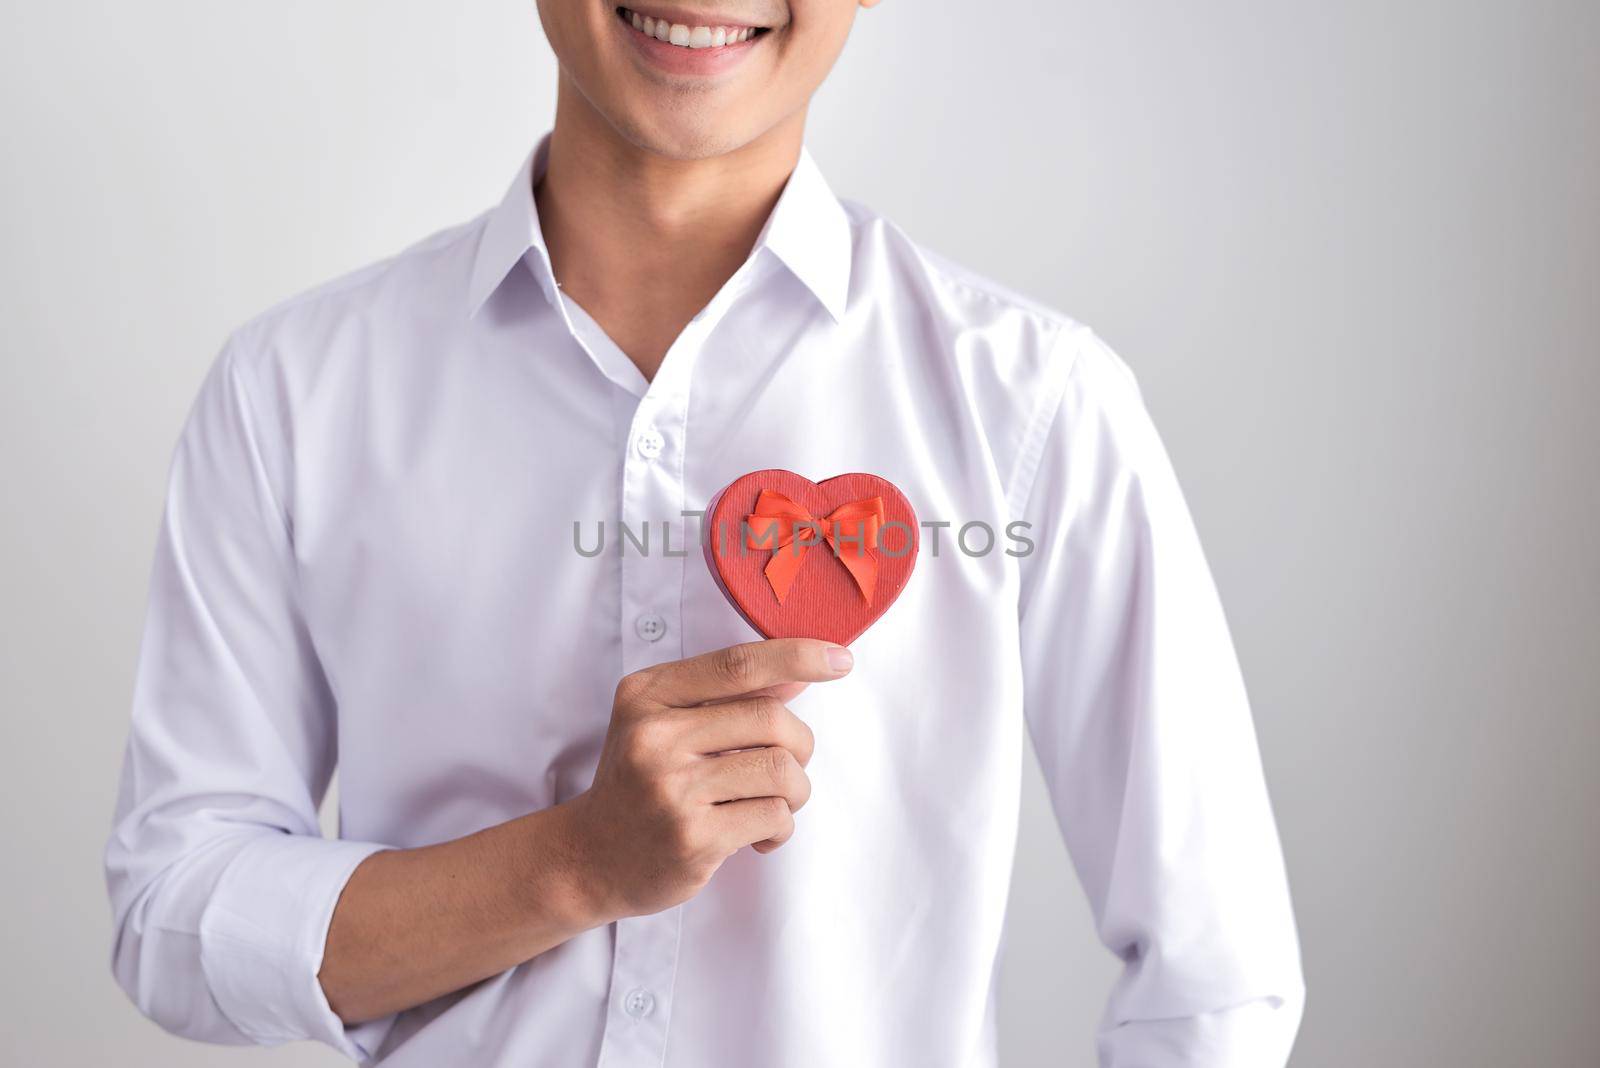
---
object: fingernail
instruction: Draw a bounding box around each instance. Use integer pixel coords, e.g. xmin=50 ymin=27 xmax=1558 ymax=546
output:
xmin=825 ymin=645 xmax=854 ymax=675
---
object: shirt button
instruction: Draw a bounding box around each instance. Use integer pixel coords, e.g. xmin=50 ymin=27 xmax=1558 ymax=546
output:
xmin=635 ymin=613 xmax=667 ymax=642
xmin=635 ymin=427 xmax=665 ymax=460
xmin=623 ymin=987 xmax=656 ymax=1019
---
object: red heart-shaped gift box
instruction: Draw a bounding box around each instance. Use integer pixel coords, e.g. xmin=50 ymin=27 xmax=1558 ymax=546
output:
xmin=703 ymin=469 xmax=919 ymax=646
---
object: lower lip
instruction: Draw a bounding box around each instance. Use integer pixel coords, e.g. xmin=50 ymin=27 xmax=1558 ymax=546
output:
xmin=617 ymin=14 xmax=766 ymax=76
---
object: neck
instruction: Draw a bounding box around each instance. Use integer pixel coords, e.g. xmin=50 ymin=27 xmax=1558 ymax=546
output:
xmin=536 ymin=78 xmax=806 ymax=381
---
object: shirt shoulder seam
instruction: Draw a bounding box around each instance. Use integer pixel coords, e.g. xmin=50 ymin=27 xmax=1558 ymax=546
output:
xmin=1006 ymin=322 xmax=1091 ymax=522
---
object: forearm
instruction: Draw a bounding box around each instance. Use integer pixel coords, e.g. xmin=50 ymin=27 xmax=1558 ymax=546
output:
xmin=318 ymin=800 xmax=606 ymax=1024
xmin=318 ymin=642 xmax=836 ymax=1025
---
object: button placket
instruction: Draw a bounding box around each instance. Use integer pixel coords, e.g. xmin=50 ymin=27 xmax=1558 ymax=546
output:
xmin=599 ymin=354 xmax=697 ymax=1068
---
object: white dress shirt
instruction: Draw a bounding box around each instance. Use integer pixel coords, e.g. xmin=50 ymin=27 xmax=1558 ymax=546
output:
xmin=106 ymin=134 xmax=1304 ymax=1067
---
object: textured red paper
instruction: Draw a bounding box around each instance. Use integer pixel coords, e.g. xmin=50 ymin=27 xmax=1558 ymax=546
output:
xmin=703 ymin=469 xmax=919 ymax=646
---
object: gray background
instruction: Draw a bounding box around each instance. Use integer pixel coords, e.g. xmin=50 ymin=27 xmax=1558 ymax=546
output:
xmin=3 ymin=1 xmax=1597 ymax=1065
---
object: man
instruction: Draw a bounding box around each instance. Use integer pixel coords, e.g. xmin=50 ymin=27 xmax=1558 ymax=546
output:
xmin=105 ymin=2 xmax=1305 ymax=1065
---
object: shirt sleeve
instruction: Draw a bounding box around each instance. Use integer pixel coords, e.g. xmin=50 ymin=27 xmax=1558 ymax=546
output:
xmin=1013 ymin=328 xmax=1306 ymax=1067
xmin=103 ymin=331 xmax=395 ymax=1061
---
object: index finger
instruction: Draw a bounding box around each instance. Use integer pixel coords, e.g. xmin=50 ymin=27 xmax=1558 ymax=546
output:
xmin=643 ymin=639 xmax=852 ymax=707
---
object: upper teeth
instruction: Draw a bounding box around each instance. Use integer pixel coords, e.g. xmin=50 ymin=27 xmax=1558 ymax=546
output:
xmin=625 ymin=9 xmax=759 ymax=47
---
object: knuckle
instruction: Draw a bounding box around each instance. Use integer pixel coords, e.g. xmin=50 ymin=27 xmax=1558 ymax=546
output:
xmin=644 ymin=708 xmax=686 ymax=745
xmin=761 ymin=746 xmax=793 ymax=786
xmin=792 ymin=767 xmax=813 ymax=809
xmin=715 ymin=643 xmax=758 ymax=689
xmin=649 ymin=764 xmax=690 ymax=807
xmin=665 ymin=815 xmax=701 ymax=862
xmin=749 ymin=695 xmax=785 ymax=730
xmin=614 ymin=670 xmax=652 ymax=709
xmin=760 ymin=795 xmax=792 ymax=826
xmin=620 ymin=716 xmax=670 ymax=769
xmin=789 ymin=714 xmax=815 ymax=765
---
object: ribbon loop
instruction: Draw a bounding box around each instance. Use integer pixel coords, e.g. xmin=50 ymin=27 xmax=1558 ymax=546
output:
xmin=744 ymin=489 xmax=886 ymax=604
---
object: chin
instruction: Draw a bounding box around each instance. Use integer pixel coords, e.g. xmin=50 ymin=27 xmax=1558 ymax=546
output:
xmin=607 ymin=105 xmax=757 ymax=162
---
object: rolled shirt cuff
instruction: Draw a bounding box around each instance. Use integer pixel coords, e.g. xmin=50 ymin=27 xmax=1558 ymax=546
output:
xmin=1100 ymin=987 xmax=1307 ymax=1068
xmin=198 ymin=833 xmax=393 ymax=1060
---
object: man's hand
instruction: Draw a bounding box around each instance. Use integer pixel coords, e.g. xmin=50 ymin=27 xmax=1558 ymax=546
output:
xmin=318 ymin=637 xmax=850 ymax=1025
xmin=565 ymin=638 xmax=853 ymax=919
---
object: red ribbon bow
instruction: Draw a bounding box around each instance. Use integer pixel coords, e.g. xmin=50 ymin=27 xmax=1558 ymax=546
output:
xmin=744 ymin=489 xmax=886 ymax=605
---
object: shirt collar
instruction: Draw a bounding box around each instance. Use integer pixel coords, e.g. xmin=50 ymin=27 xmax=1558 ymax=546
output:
xmin=466 ymin=139 xmax=552 ymax=319
xmin=466 ymin=133 xmax=853 ymax=323
xmin=754 ymin=146 xmax=852 ymax=322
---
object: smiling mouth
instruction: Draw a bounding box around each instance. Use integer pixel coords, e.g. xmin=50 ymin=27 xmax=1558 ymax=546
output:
xmin=616 ymin=7 xmax=771 ymax=49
